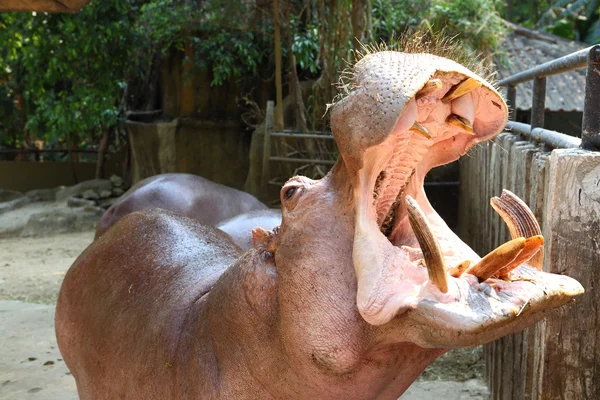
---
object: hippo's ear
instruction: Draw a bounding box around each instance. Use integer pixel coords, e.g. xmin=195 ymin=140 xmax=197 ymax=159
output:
xmin=252 ymin=227 xmax=277 ymax=254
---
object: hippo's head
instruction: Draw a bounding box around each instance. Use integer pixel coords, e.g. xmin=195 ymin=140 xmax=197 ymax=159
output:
xmin=268 ymin=49 xmax=583 ymax=356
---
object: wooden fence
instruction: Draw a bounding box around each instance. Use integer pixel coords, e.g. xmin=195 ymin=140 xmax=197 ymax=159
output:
xmin=459 ymin=46 xmax=600 ymax=399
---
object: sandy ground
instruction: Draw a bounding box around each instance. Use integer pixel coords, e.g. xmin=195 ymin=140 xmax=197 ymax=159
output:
xmin=0 ymin=229 xmax=489 ymax=400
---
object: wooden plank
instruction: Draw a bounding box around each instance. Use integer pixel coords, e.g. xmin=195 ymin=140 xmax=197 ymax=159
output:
xmin=538 ymin=149 xmax=600 ymax=399
xmin=526 ymin=150 xmax=548 ymax=400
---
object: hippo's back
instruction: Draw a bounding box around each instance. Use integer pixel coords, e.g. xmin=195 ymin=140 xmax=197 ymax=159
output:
xmin=95 ymin=173 xmax=267 ymax=238
xmin=56 ymin=209 xmax=242 ymax=399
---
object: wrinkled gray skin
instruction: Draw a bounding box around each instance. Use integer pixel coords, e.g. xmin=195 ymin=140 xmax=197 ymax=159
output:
xmin=217 ymin=209 xmax=281 ymax=251
xmin=95 ymin=173 xmax=267 ymax=239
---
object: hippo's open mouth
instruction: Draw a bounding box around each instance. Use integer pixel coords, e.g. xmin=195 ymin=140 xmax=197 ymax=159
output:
xmin=331 ymin=51 xmax=584 ymax=347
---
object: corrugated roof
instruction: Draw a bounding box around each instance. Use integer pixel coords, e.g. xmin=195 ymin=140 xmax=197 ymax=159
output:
xmin=495 ymin=25 xmax=588 ymax=112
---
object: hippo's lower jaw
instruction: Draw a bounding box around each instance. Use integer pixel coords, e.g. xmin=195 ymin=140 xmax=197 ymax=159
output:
xmin=350 ymin=128 xmax=584 ymax=349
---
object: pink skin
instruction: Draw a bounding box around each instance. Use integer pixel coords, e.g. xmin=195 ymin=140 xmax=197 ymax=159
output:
xmin=216 ymin=209 xmax=281 ymax=251
xmin=56 ymin=52 xmax=583 ymax=399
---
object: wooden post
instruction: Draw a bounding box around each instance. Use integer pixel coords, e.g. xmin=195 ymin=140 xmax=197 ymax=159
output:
xmin=273 ymin=0 xmax=284 ymax=131
xmin=537 ymin=149 xmax=600 ymax=399
xmin=261 ymin=101 xmax=275 ymax=193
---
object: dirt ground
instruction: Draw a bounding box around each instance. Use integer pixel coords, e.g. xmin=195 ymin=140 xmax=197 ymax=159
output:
xmin=0 ymin=228 xmax=489 ymax=399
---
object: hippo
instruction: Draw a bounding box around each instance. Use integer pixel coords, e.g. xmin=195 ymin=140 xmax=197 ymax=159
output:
xmin=56 ymin=49 xmax=584 ymax=399
xmin=94 ymin=173 xmax=268 ymax=239
xmin=216 ymin=209 xmax=281 ymax=251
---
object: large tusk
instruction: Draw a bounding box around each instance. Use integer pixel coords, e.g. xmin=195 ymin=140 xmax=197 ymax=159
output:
xmin=416 ymin=78 xmax=443 ymax=99
xmin=405 ymin=196 xmax=449 ymax=293
xmin=465 ymin=237 xmax=526 ymax=282
xmin=447 ymin=114 xmax=475 ymax=135
xmin=442 ymin=77 xmax=482 ymax=103
xmin=496 ymin=235 xmax=544 ymax=277
xmin=491 ymin=189 xmax=544 ymax=270
xmin=410 ymin=122 xmax=431 ymax=139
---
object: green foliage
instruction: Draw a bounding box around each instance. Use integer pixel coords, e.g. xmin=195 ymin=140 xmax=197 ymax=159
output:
xmin=371 ymin=0 xmax=505 ymax=53
xmin=426 ymin=0 xmax=505 ymax=52
xmin=291 ymin=23 xmax=320 ymax=75
xmin=137 ymin=0 xmax=195 ymax=53
xmin=0 ymin=1 xmax=142 ymax=149
xmin=191 ymin=30 xmax=266 ymax=87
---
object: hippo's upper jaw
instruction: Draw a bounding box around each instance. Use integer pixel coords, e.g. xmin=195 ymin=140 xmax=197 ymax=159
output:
xmin=329 ymin=51 xmax=584 ymax=348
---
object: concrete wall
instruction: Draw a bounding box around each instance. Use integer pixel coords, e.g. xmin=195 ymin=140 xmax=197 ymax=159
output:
xmin=0 ymin=160 xmax=122 ymax=192
xmin=127 ymin=118 xmax=251 ymax=189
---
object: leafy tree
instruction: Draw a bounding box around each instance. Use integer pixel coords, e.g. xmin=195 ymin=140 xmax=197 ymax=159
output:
xmin=0 ymin=1 xmax=143 ymax=153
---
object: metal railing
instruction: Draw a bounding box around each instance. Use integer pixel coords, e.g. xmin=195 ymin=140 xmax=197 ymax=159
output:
xmin=499 ymin=44 xmax=600 ymax=151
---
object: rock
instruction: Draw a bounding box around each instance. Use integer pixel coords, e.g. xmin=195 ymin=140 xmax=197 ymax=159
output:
xmin=56 ymin=179 xmax=112 ymax=202
xmin=0 ymin=196 xmax=31 ymax=216
xmin=98 ymin=198 xmax=118 ymax=210
xmin=67 ymin=197 xmax=95 ymax=208
xmin=24 ymin=188 xmax=58 ymax=202
xmin=0 ymin=189 xmax=23 ymax=203
xmin=112 ymin=187 xmax=124 ymax=197
xmin=20 ymin=208 xmax=104 ymax=237
xmin=20 ymin=212 xmax=77 ymax=237
xmin=81 ymin=190 xmax=99 ymax=201
xmin=109 ymin=175 xmax=123 ymax=187
xmin=82 ymin=205 xmax=104 ymax=216
xmin=99 ymin=190 xmax=112 ymax=199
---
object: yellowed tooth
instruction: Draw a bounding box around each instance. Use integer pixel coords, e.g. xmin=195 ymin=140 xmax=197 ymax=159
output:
xmin=491 ymin=189 xmax=544 ymax=270
xmin=410 ymin=122 xmax=431 ymax=139
xmin=447 ymin=114 xmax=475 ymax=135
xmin=442 ymin=77 xmax=482 ymax=103
xmin=405 ymin=195 xmax=449 ymax=293
xmin=449 ymin=259 xmax=471 ymax=278
xmin=416 ymin=78 xmax=443 ymax=99
xmin=496 ymin=235 xmax=544 ymax=277
xmin=465 ymin=237 xmax=526 ymax=282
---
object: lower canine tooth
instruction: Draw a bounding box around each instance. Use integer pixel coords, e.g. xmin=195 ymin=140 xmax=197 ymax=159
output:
xmin=491 ymin=189 xmax=544 ymax=270
xmin=405 ymin=196 xmax=449 ymax=293
xmin=465 ymin=237 xmax=526 ymax=282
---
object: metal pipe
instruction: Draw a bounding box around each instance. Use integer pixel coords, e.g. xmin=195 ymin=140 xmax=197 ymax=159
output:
xmin=506 ymin=121 xmax=581 ymax=149
xmin=498 ymin=47 xmax=592 ymax=86
xmin=581 ymin=45 xmax=600 ymax=150
xmin=531 ymin=77 xmax=546 ymax=129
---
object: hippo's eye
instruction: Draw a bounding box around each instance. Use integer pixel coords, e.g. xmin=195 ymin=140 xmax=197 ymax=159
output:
xmin=284 ymin=186 xmax=298 ymax=201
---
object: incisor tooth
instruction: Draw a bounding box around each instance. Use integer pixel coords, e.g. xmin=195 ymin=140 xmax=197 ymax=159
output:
xmin=410 ymin=122 xmax=431 ymax=139
xmin=449 ymin=260 xmax=471 ymax=278
xmin=416 ymin=79 xmax=443 ymax=99
xmin=496 ymin=235 xmax=544 ymax=277
xmin=405 ymin=196 xmax=449 ymax=293
xmin=447 ymin=114 xmax=475 ymax=135
xmin=465 ymin=237 xmax=526 ymax=282
xmin=442 ymin=77 xmax=482 ymax=103
xmin=491 ymin=189 xmax=544 ymax=270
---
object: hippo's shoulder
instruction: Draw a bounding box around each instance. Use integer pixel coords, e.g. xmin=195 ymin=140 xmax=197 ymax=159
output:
xmin=105 ymin=209 xmax=243 ymax=258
